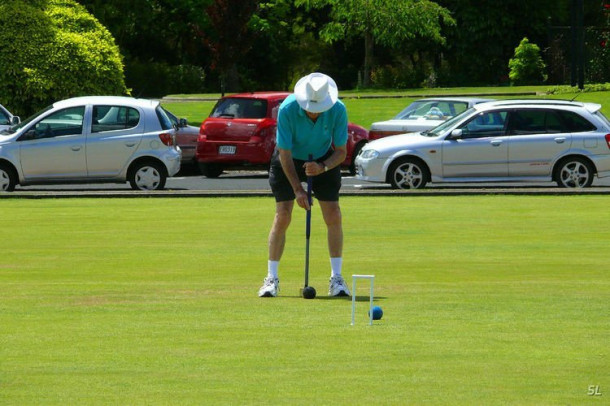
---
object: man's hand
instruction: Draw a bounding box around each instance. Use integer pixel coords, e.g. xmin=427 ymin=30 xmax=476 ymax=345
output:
xmin=304 ymin=161 xmax=324 ymax=177
xmin=295 ymin=187 xmax=310 ymax=210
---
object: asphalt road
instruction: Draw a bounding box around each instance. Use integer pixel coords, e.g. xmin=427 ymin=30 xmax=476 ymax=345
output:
xmin=7 ymin=169 xmax=610 ymax=197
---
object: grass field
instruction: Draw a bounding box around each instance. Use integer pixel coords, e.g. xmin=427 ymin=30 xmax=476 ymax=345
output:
xmin=161 ymin=85 xmax=610 ymax=129
xmin=1 ymin=196 xmax=608 ymax=404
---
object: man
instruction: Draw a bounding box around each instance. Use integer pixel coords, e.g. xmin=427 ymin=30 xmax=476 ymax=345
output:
xmin=259 ymin=72 xmax=351 ymax=298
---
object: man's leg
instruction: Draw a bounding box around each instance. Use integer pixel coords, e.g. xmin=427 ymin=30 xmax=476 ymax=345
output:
xmin=319 ymin=200 xmax=342 ymax=258
xmin=319 ymin=200 xmax=350 ymax=296
xmin=259 ymin=200 xmax=294 ymax=297
xmin=269 ymin=200 xmax=294 ymax=261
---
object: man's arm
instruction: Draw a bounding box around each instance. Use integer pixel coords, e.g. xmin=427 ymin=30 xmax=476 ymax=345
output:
xmin=303 ymin=145 xmax=347 ymax=177
xmin=278 ymin=148 xmax=310 ymax=210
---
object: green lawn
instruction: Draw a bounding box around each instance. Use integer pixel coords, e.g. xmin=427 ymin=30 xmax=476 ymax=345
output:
xmin=161 ymin=86 xmax=610 ymax=129
xmin=1 ymin=196 xmax=608 ymax=404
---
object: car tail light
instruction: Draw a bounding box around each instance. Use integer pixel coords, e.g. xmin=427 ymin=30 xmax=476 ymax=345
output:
xmin=606 ymin=134 xmax=610 ymax=149
xmin=198 ymin=125 xmax=207 ymax=142
xmin=159 ymin=132 xmax=174 ymax=146
xmin=258 ymin=126 xmax=275 ymax=138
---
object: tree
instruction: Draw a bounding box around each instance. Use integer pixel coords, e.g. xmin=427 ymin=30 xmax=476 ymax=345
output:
xmin=435 ymin=0 xmax=570 ymax=85
xmin=199 ymin=0 xmax=259 ymax=93
xmin=508 ymin=37 xmax=547 ymax=85
xmin=77 ymin=0 xmax=211 ymax=96
xmin=0 ymin=0 xmax=128 ymax=115
xmin=296 ymin=0 xmax=454 ymax=86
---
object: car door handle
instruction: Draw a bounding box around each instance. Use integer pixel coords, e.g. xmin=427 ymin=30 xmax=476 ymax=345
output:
xmin=125 ymin=142 xmax=136 ymax=147
xmin=71 ymin=146 xmax=82 ymax=151
xmin=490 ymin=140 xmax=502 ymax=146
xmin=554 ymin=137 xmax=566 ymax=144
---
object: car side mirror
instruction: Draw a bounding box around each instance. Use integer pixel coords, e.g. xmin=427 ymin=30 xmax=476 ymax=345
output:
xmin=10 ymin=116 xmax=20 ymax=125
xmin=448 ymin=129 xmax=463 ymax=140
xmin=179 ymin=118 xmax=188 ymax=128
xmin=20 ymin=129 xmax=37 ymax=141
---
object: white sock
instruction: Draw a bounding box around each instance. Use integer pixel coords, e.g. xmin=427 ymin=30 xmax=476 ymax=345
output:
xmin=268 ymin=260 xmax=279 ymax=279
xmin=330 ymin=257 xmax=343 ymax=278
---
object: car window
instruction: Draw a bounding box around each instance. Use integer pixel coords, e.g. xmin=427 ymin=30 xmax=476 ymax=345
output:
xmin=162 ymin=108 xmax=178 ymax=126
xmin=92 ymin=106 xmax=140 ymax=133
xmin=435 ymin=101 xmax=468 ymax=118
xmin=507 ymin=109 xmax=556 ymax=135
xmin=459 ymin=110 xmax=507 ymax=138
xmin=0 ymin=108 xmax=9 ymax=125
xmin=556 ymin=110 xmax=597 ymax=132
xmin=27 ymin=106 xmax=85 ymax=139
xmin=155 ymin=106 xmax=173 ymax=130
xmin=211 ymin=98 xmax=268 ymax=119
xmin=394 ymin=101 xmax=468 ymax=120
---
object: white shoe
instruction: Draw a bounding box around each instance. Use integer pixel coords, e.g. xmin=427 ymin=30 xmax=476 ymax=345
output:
xmin=329 ymin=275 xmax=350 ymax=297
xmin=258 ymin=276 xmax=279 ymax=297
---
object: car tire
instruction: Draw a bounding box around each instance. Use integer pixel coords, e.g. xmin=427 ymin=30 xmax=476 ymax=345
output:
xmin=200 ymin=163 xmax=223 ymax=178
xmin=555 ymin=157 xmax=594 ymax=188
xmin=388 ymin=157 xmax=429 ymax=189
xmin=128 ymin=160 xmax=167 ymax=191
xmin=0 ymin=163 xmax=17 ymax=192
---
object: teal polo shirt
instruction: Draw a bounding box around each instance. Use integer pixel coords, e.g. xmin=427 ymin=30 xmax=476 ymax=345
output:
xmin=276 ymin=94 xmax=348 ymax=161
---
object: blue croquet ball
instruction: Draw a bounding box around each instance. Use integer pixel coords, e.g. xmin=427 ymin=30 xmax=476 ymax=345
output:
xmin=368 ymin=306 xmax=383 ymax=320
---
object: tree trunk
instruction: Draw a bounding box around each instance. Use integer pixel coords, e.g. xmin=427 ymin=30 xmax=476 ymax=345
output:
xmin=363 ymin=31 xmax=374 ymax=87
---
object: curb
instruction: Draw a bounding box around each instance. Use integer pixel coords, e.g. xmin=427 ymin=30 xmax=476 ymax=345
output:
xmin=4 ymin=187 xmax=610 ymax=199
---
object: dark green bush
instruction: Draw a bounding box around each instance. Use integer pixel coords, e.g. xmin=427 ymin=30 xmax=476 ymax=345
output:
xmin=0 ymin=0 xmax=128 ymax=116
xmin=126 ymin=61 xmax=206 ymax=98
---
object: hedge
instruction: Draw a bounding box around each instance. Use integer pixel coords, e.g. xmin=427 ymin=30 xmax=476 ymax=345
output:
xmin=0 ymin=0 xmax=128 ymax=116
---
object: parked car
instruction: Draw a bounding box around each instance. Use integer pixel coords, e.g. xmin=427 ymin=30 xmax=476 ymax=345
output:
xmin=196 ymin=92 xmax=369 ymax=177
xmin=356 ymin=99 xmax=610 ymax=189
xmin=164 ymin=109 xmax=200 ymax=166
xmin=369 ymin=97 xmax=493 ymax=140
xmin=0 ymin=96 xmax=181 ymax=191
xmin=0 ymin=104 xmax=20 ymax=131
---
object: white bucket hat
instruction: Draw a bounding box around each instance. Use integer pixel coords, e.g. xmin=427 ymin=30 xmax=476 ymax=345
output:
xmin=294 ymin=72 xmax=339 ymax=113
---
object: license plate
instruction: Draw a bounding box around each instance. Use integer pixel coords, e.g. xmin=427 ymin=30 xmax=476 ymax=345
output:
xmin=219 ymin=145 xmax=236 ymax=155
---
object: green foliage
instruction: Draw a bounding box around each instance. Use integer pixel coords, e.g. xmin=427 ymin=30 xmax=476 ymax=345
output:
xmin=508 ymin=37 xmax=547 ymax=86
xmin=126 ymin=61 xmax=206 ymax=97
xmin=546 ymin=82 xmax=610 ymax=94
xmin=0 ymin=0 xmax=128 ymax=116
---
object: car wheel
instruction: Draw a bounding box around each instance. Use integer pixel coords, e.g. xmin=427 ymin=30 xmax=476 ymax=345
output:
xmin=129 ymin=161 xmax=167 ymax=190
xmin=0 ymin=163 xmax=17 ymax=192
xmin=200 ymin=163 xmax=223 ymax=178
xmin=555 ymin=157 xmax=594 ymax=188
xmin=388 ymin=157 xmax=429 ymax=189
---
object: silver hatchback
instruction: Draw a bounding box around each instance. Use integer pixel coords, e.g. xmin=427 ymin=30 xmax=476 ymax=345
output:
xmin=356 ymin=99 xmax=610 ymax=188
xmin=0 ymin=96 xmax=181 ymax=191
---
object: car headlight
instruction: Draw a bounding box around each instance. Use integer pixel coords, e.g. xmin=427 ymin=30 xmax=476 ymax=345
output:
xmin=360 ymin=149 xmax=379 ymax=159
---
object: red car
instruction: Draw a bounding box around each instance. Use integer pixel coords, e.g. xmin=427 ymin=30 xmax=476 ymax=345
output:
xmin=196 ymin=92 xmax=369 ymax=177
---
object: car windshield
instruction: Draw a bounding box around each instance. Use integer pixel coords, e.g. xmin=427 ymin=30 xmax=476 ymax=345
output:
xmin=392 ymin=100 xmax=468 ymax=120
xmin=423 ymin=107 xmax=476 ymax=137
xmin=210 ymin=98 xmax=268 ymax=119
xmin=0 ymin=105 xmax=53 ymax=136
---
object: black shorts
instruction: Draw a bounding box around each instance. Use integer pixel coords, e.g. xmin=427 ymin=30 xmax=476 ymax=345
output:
xmin=269 ymin=150 xmax=342 ymax=202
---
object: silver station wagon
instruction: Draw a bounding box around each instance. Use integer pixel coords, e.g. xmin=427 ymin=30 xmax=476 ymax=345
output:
xmin=0 ymin=96 xmax=181 ymax=191
xmin=355 ymin=99 xmax=610 ymax=189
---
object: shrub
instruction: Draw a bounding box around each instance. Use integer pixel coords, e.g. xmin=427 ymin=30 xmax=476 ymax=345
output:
xmin=508 ymin=37 xmax=547 ymax=86
xmin=126 ymin=61 xmax=206 ymax=98
xmin=0 ymin=0 xmax=128 ymax=116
